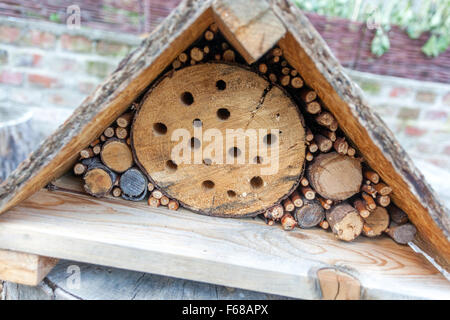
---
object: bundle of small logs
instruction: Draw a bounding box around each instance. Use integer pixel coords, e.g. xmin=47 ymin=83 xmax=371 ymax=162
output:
xmin=71 ymin=23 xmax=417 ymax=245
xmin=253 ymin=43 xmax=416 ymax=244
xmin=73 ymin=109 xmax=179 ymax=211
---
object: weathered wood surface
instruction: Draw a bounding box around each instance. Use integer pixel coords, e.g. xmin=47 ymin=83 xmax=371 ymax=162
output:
xmin=133 ymin=62 xmax=305 ymax=217
xmin=0 ymin=0 xmax=215 ymax=215
xmin=269 ymin=0 xmax=450 ymax=270
xmin=2 ymin=260 xmax=289 ymax=300
xmin=0 ymin=0 xmax=448 ymax=273
xmin=212 ymin=0 xmax=286 ymax=64
xmin=0 ymin=187 xmax=449 ymax=300
xmin=0 ymin=249 xmax=58 ymax=286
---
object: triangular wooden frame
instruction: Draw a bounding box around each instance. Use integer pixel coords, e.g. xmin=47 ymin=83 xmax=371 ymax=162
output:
xmin=0 ymin=0 xmax=448 ymax=272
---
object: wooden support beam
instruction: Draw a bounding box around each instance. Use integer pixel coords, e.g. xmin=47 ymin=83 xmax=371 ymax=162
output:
xmin=0 ymin=186 xmax=449 ymax=299
xmin=0 ymin=249 xmax=58 ymax=286
xmin=213 ymin=0 xmax=286 ymax=64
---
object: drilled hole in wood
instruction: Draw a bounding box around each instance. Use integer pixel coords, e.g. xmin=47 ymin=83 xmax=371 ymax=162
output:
xmin=190 ymin=137 xmax=201 ymax=149
xmin=216 ymin=80 xmax=226 ymax=90
xmin=202 ymin=180 xmax=215 ymax=191
xmin=254 ymin=156 xmax=263 ymax=164
xmin=228 ymin=147 xmax=241 ymax=158
xmin=217 ymin=108 xmax=230 ymax=120
xmin=203 ymin=158 xmax=212 ymax=166
xmin=250 ymin=176 xmax=263 ymax=189
xmin=165 ymin=160 xmax=178 ymax=171
xmin=181 ymin=91 xmax=194 ymax=106
xmin=153 ymin=122 xmax=167 ymax=135
xmin=263 ymin=133 xmax=277 ymax=146
xmin=193 ymin=119 xmax=202 ymax=127
xmin=227 ymin=190 xmax=236 ymax=198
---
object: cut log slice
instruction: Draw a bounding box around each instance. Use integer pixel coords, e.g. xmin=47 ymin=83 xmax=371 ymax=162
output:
xmin=101 ymin=139 xmax=133 ymax=173
xmin=326 ymin=203 xmax=363 ymax=241
xmin=307 ymin=152 xmax=362 ymax=201
xmin=83 ymin=164 xmax=116 ymax=198
xmin=362 ymin=206 xmax=390 ymax=237
xmin=132 ymin=63 xmax=306 ymax=217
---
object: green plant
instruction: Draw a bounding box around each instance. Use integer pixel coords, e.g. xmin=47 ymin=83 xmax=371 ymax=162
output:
xmin=49 ymin=13 xmax=61 ymax=23
xmin=294 ymin=0 xmax=450 ymax=58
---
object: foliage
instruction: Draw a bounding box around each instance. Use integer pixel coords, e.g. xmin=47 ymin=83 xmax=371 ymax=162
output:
xmin=294 ymin=0 xmax=450 ymax=58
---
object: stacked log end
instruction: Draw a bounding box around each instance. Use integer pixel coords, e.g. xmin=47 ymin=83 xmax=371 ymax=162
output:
xmin=253 ymin=44 xmax=414 ymax=245
xmin=72 ymin=108 xmax=180 ymax=211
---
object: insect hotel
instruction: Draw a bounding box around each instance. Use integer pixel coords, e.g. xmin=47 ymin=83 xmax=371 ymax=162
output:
xmin=0 ymin=0 xmax=449 ymax=299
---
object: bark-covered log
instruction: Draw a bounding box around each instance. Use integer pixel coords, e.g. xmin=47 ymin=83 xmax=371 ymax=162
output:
xmin=307 ymin=152 xmax=363 ymax=201
xmin=388 ymin=204 xmax=409 ymax=225
xmin=294 ymin=197 xmax=324 ymax=228
xmin=326 ymin=203 xmax=363 ymax=241
xmin=362 ymin=206 xmax=389 ymax=237
xmin=386 ymin=222 xmax=417 ymax=244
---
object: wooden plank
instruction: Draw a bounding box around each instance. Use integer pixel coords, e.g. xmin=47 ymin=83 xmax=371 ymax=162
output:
xmin=317 ymin=268 xmax=361 ymax=300
xmin=270 ymin=0 xmax=450 ymax=271
xmin=0 ymin=188 xmax=448 ymax=299
xmin=213 ymin=0 xmax=286 ymax=64
xmin=0 ymin=0 xmax=214 ymax=215
xmin=0 ymin=249 xmax=58 ymax=286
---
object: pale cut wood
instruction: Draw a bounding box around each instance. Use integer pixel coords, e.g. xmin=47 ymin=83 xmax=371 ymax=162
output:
xmin=0 ymin=249 xmax=58 ymax=286
xmin=271 ymin=0 xmax=449 ymax=270
xmin=307 ymin=152 xmax=362 ymax=201
xmin=0 ymin=188 xmax=449 ymax=299
xmin=132 ymin=63 xmax=305 ymax=217
xmin=317 ymin=268 xmax=361 ymax=300
xmin=362 ymin=206 xmax=390 ymax=237
xmin=0 ymin=0 xmax=215 ymax=215
xmin=101 ymin=139 xmax=133 ymax=173
xmin=212 ymin=0 xmax=286 ymax=64
xmin=326 ymin=203 xmax=363 ymax=242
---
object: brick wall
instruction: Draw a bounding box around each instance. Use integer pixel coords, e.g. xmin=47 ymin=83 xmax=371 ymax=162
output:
xmin=0 ymin=16 xmax=449 ymax=201
xmin=0 ymin=17 xmax=140 ymax=139
xmin=347 ymin=69 xmax=450 ymax=170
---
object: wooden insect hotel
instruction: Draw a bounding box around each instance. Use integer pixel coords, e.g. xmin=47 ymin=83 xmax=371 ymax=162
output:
xmin=0 ymin=0 xmax=449 ymax=299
